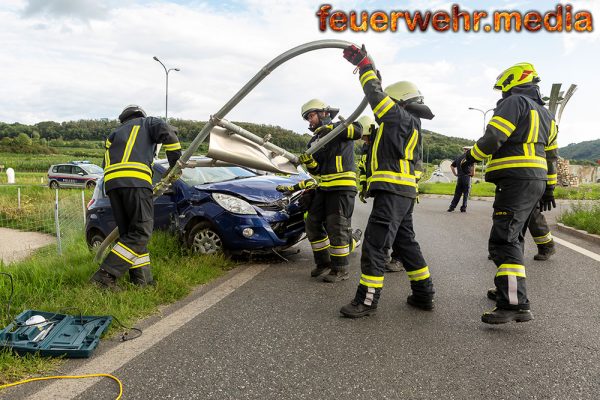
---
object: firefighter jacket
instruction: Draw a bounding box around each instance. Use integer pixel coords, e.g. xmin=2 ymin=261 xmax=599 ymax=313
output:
xmin=103 ymin=116 xmax=182 ymax=192
xmin=305 ymin=121 xmax=362 ymax=192
xmin=468 ymin=85 xmax=558 ymax=186
xmin=358 ymin=142 xmax=369 ymax=190
xmin=357 ymin=65 xmax=423 ymax=199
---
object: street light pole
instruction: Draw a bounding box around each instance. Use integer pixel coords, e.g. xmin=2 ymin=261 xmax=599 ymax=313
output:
xmin=153 ymin=56 xmax=180 ymax=121
xmin=468 ymin=106 xmax=494 ymax=179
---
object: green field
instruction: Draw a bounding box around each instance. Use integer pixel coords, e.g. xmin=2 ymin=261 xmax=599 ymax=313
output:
xmin=0 ymin=232 xmax=232 ymax=384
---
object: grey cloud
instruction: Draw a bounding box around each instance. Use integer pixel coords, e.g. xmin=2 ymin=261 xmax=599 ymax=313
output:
xmin=22 ymin=0 xmax=111 ymax=21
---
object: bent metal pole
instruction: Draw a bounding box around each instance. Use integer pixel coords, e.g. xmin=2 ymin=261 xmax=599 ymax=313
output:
xmin=95 ymin=39 xmax=374 ymax=263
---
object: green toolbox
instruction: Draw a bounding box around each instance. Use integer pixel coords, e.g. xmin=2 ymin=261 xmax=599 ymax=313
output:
xmin=0 ymin=310 xmax=112 ymax=358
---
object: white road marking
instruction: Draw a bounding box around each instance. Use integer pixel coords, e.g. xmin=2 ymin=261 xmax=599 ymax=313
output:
xmin=554 ymin=236 xmax=600 ymax=262
xmin=27 ymin=265 xmax=268 ymax=400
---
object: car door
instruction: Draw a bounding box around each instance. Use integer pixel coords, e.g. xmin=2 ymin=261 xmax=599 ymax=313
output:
xmin=71 ymin=166 xmax=87 ymax=188
xmin=57 ymin=165 xmax=74 ymax=187
xmin=151 ymin=168 xmax=178 ymax=230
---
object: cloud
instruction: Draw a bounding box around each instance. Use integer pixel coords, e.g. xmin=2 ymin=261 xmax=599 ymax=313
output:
xmin=21 ymin=0 xmax=111 ymax=21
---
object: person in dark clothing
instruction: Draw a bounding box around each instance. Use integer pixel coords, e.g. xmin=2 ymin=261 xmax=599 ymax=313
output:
xmin=297 ymin=99 xmax=363 ymax=282
xmin=91 ymin=105 xmax=182 ymax=289
xmin=460 ymin=63 xmax=558 ymax=324
xmin=448 ymin=147 xmax=475 ymax=212
xmin=338 ymin=45 xmax=436 ymax=318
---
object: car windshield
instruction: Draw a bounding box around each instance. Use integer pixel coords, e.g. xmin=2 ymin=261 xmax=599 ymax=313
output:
xmin=180 ymin=166 xmax=257 ymax=186
xmin=83 ymin=164 xmax=104 ymax=174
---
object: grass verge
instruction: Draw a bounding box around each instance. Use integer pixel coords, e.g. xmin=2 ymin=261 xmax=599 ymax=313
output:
xmin=0 ymin=231 xmax=232 ymax=384
xmin=558 ymin=203 xmax=600 ymax=235
xmin=419 ymin=182 xmax=600 ymax=200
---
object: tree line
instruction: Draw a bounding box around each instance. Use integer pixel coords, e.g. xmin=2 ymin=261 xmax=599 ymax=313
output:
xmin=0 ymin=119 xmax=475 ymax=162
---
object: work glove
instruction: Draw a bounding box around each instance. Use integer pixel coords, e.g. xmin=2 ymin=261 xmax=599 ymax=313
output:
xmin=539 ymin=185 xmax=556 ymax=212
xmin=343 ymin=44 xmax=371 ymax=68
xmin=358 ymin=182 xmax=368 ymax=203
xmin=298 ymin=153 xmax=317 ymax=168
xmin=459 ymin=153 xmax=476 ymax=176
xmin=276 ymin=184 xmax=295 ymax=193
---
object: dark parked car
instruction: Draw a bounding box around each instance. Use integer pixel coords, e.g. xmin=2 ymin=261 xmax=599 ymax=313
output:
xmin=86 ymin=157 xmax=309 ymax=256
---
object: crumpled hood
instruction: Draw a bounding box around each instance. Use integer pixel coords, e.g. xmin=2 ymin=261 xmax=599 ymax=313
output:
xmin=195 ymin=175 xmax=304 ymax=203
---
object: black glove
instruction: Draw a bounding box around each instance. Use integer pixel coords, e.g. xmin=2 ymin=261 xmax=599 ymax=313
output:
xmin=343 ymin=44 xmax=371 ymax=68
xmin=459 ymin=153 xmax=476 ymax=175
xmin=276 ymin=184 xmax=295 ymax=193
xmin=539 ymin=185 xmax=556 ymax=212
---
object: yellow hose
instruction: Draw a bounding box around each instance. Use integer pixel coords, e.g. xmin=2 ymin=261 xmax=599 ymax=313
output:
xmin=0 ymin=373 xmax=123 ymax=399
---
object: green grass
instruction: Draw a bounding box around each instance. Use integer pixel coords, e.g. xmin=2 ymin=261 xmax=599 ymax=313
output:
xmin=559 ymin=203 xmax=600 ymax=235
xmin=0 ymin=172 xmax=46 ymax=185
xmin=0 ymin=152 xmax=103 ymax=173
xmin=419 ymin=181 xmax=600 ymax=200
xmin=0 ymin=232 xmax=232 ymax=384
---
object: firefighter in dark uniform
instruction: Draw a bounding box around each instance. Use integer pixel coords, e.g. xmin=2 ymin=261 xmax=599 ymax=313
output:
xmin=91 ymin=105 xmax=182 ymax=288
xmin=357 ymin=114 xmax=404 ymax=273
xmin=448 ymin=147 xmax=475 ymax=212
xmin=297 ymin=99 xmax=363 ymax=282
xmin=460 ymin=63 xmax=558 ymax=324
xmin=339 ymin=45 xmax=435 ymax=318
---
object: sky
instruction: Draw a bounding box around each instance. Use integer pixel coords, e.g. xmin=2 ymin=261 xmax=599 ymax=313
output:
xmin=1 ymin=0 xmax=599 ymax=145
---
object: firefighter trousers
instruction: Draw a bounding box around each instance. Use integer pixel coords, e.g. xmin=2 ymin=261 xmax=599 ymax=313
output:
xmin=449 ymin=176 xmax=471 ymax=210
xmin=99 ymin=187 xmax=154 ymax=284
xmin=488 ymin=179 xmax=545 ymax=310
xmin=305 ymin=189 xmax=355 ymax=271
xmin=354 ymin=191 xmax=434 ymax=307
xmin=528 ymin=206 xmax=553 ymax=247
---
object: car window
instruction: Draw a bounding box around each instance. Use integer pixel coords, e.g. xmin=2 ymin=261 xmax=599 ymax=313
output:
xmin=51 ymin=166 xmax=59 ymax=173
xmin=57 ymin=165 xmax=72 ymax=174
xmin=180 ymin=166 xmax=256 ymax=186
xmin=72 ymin=166 xmax=85 ymax=175
xmin=83 ymin=164 xmax=103 ymax=175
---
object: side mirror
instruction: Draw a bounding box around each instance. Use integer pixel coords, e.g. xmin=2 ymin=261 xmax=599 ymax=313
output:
xmin=78 ymin=172 xmax=85 ymax=176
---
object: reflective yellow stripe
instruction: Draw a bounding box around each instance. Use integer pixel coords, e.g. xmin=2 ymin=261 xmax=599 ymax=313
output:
xmin=496 ymin=263 xmax=526 ymax=278
xmin=533 ymin=232 xmax=553 ymax=245
xmin=547 ymin=173 xmax=557 ymax=185
xmin=104 ymin=162 xmax=152 ymax=175
xmin=104 ymin=170 xmax=153 ymax=184
xmin=336 ymin=156 xmax=343 ymax=173
xmin=347 ymin=124 xmax=355 ymax=139
xmin=320 ymin=171 xmax=356 ymax=181
xmin=360 ymin=70 xmax=377 ymax=87
xmin=486 ymin=155 xmax=547 ymax=172
xmin=545 ymin=142 xmax=558 ymax=151
xmin=163 ymin=142 xmax=181 ymax=151
xmin=549 ymin=120 xmax=558 ymax=144
xmin=121 ymin=125 xmax=140 ymax=163
xmin=111 ymin=248 xmax=135 ymax=265
xmin=368 ymin=170 xmax=417 ymax=188
xmin=320 ymin=180 xmax=357 ymax=188
xmin=104 ymin=150 xmax=110 ymax=168
xmin=371 ymin=123 xmax=383 ymax=172
xmin=330 ymin=245 xmax=350 ymax=256
xmin=105 ymin=139 xmax=112 ymax=149
xmin=489 ymin=115 xmax=516 ymax=137
xmin=470 ymin=144 xmax=488 ymax=161
xmin=373 ymin=96 xmax=395 ymax=119
xmin=360 ymin=274 xmax=384 ymax=288
xmin=405 ymin=129 xmax=418 ymax=160
xmin=406 ymin=266 xmax=430 ymax=281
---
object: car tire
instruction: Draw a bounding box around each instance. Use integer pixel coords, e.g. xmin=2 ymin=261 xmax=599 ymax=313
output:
xmin=88 ymin=231 xmax=106 ymax=249
xmin=187 ymin=221 xmax=224 ymax=255
xmin=49 ymin=181 xmax=59 ymax=189
xmin=86 ymin=181 xmax=96 ymax=189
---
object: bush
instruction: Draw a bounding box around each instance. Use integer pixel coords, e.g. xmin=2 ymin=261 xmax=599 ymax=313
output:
xmin=559 ymin=203 xmax=600 ymax=235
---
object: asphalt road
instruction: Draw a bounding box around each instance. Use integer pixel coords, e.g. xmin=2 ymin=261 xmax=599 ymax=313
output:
xmin=7 ymin=197 xmax=600 ymax=399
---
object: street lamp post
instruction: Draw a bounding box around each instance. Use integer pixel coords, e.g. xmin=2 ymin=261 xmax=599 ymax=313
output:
xmin=153 ymin=56 xmax=180 ymax=121
xmin=468 ymin=106 xmax=494 ymax=179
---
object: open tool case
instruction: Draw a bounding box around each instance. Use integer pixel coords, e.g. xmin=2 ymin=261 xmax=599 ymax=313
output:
xmin=0 ymin=310 xmax=112 ymax=358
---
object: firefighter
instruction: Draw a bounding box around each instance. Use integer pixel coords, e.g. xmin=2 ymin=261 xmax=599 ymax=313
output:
xmin=339 ymin=45 xmax=435 ymax=318
xmin=357 ymin=114 xmax=404 ymax=273
xmin=460 ymin=63 xmax=558 ymax=324
xmin=90 ymin=105 xmax=182 ymax=288
xmin=448 ymin=146 xmax=475 ymax=212
xmin=297 ymin=99 xmax=363 ymax=282
xmin=529 ymin=208 xmax=556 ymax=260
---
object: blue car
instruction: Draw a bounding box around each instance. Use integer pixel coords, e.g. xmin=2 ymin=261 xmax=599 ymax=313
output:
xmin=86 ymin=157 xmax=309 ymax=256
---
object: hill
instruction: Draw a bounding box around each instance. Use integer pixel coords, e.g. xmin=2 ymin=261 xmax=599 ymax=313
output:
xmin=559 ymin=139 xmax=600 ymax=163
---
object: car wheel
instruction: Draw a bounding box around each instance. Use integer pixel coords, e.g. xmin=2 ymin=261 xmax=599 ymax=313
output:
xmin=86 ymin=181 xmax=96 ymax=189
xmin=49 ymin=181 xmax=59 ymax=189
xmin=187 ymin=222 xmax=224 ymax=255
xmin=88 ymin=231 xmax=106 ymax=249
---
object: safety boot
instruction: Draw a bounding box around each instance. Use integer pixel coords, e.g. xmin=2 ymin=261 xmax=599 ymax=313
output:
xmin=323 ymin=268 xmax=349 ymax=283
xmin=487 ymin=287 xmax=497 ymax=301
xmin=534 ymin=242 xmax=556 ymax=261
xmin=90 ymin=269 xmax=120 ymax=291
xmin=460 ymin=206 xmax=467 ymax=213
xmin=447 ymin=206 xmax=455 ymax=212
xmin=385 ymin=259 xmax=404 ymax=272
xmin=406 ymin=295 xmax=434 ymax=311
xmin=340 ymin=301 xmax=377 ymax=318
xmin=481 ymin=307 xmax=533 ymax=324
xmin=310 ymin=263 xmax=331 ymax=277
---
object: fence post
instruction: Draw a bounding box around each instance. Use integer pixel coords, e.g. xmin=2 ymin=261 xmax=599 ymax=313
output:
xmin=54 ymin=189 xmax=62 ymax=255
xmin=17 ymin=187 xmax=21 ymax=210
xmin=81 ymin=190 xmax=86 ymax=226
